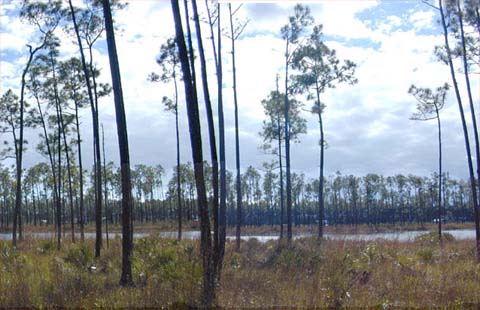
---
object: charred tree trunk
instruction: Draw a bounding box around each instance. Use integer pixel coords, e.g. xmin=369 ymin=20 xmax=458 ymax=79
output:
xmin=13 ymin=43 xmax=44 ymax=246
xmin=73 ymin=91 xmax=85 ymax=241
xmin=284 ymin=40 xmax=293 ymax=242
xmin=68 ymin=0 xmax=102 ymax=257
xmin=457 ymin=0 xmax=480 ymax=211
xmin=315 ymin=84 xmax=325 ymax=239
xmin=171 ymin=0 xmax=214 ymax=305
xmin=189 ymin=0 xmax=220 ymax=278
xmin=217 ymin=3 xmax=228 ymax=277
xmin=102 ymin=0 xmax=134 ymax=285
xmin=439 ymin=0 xmax=480 ymax=260
xmin=435 ymin=105 xmax=442 ymax=242
xmin=229 ymin=4 xmax=243 ymax=252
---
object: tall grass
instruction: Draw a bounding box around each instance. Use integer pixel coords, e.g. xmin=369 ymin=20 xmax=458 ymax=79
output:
xmin=0 ymin=232 xmax=479 ymax=307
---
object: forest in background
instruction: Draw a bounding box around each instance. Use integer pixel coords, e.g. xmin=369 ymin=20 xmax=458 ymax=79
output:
xmin=0 ymin=0 xmax=479 ymax=307
xmin=0 ymin=163 xmax=475 ymax=230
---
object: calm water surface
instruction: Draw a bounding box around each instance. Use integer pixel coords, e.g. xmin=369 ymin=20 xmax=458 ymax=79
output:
xmin=0 ymin=229 xmax=476 ymax=242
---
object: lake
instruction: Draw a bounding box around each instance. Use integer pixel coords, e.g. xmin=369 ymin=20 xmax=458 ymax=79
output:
xmin=0 ymin=229 xmax=476 ymax=242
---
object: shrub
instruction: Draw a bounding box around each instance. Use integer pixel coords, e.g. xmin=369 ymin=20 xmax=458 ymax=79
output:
xmin=64 ymin=243 xmax=94 ymax=269
xmin=415 ymin=231 xmax=455 ymax=245
xmin=417 ymin=247 xmax=434 ymax=263
xmin=37 ymin=240 xmax=56 ymax=255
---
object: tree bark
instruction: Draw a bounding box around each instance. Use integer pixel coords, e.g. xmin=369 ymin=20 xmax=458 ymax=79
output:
xmin=315 ymin=83 xmax=325 ymax=239
xmin=284 ymin=40 xmax=293 ymax=242
xmin=68 ymin=0 xmax=102 ymax=257
xmin=435 ymin=105 xmax=442 ymax=242
xmin=190 ymin=0 xmax=221 ymax=278
xmin=13 ymin=43 xmax=43 ymax=247
xmin=102 ymin=124 xmax=109 ymax=248
xmin=174 ymin=74 xmax=182 ymax=241
xmin=102 ymin=0 xmax=134 ymax=286
xmin=73 ymin=91 xmax=85 ymax=241
xmin=439 ymin=0 xmax=480 ymax=260
xmin=171 ymin=0 xmax=214 ymax=305
xmin=457 ymin=0 xmax=480 ymax=212
xmin=216 ymin=2 xmax=227 ymax=279
xmin=229 ymin=4 xmax=243 ymax=252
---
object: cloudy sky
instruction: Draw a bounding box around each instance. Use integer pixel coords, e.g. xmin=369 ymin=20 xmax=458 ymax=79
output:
xmin=0 ymin=0 xmax=478 ymax=181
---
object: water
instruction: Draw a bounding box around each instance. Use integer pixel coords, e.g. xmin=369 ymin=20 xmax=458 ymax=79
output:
xmin=0 ymin=229 xmax=476 ymax=242
xmin=0 ymin=232 xmax=149 ymax=241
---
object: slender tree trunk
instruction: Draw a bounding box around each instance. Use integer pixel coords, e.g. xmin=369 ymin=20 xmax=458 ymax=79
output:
xmin=52 ymin=57 xmax=75 ymax=243
xmin=34 ymin=91 xmax=61 ymax=247
xmin=88 ymin=44 xmax=104 ymax=245
xmin=457 ymin=0 xmax=480 ymax=209
xmin=189 ymin=0 xmax=220 ymax=278
xmin=216 ymin=2 xmax=227 ymax=279
xmin=49 ymin=49 xmax=65 ymax=250
xmin=102 ymin=0 xmax=134 ymax=286
xmin=315 ymin=84 xmax=325 ymax=239
xmin=102 ymin=124 xmax=109 ymax=248
xmin=277 ymin=115 xmax=285 ymax=239
xmin=56 ymin=93 xmax=63 ymax=245
xmin=58 ymin=102 xmax=76 ymax=243
xmin=284 ymin=41 xmax=293 ymax=242
xmin=74 ymin=94 xmax=85 ymax=241
xmin=174 ymin=77 xmax=182 ymax=241
xmin=229 ymin=3 xmax=243 ymax=252
xmin=436 ymin=105 xmax=442 ymax=242
xmin=68 ymin=0 xmax=102 ymax=257
xmin=439 ymin=0 xmax=480 ymax=260
xmin=32 ymin=185 xmax=37 ymax=226
xmin=171 ymin=0 xmax=214 ymax=305
xmin=13 ymin=44 xmax=42 ymax=246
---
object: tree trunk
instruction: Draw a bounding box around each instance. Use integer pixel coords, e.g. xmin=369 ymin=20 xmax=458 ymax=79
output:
xmin=50 ymin=49 xmax=65 ymax=250
xmin=189 ymin=0 xmax=220 ymax=279
xmin=34 ymin=89 xmax=61 ymax=248
xmin=315 ymin=84 xmax=325 ymax=239
xmin=68 ymin=0 xmax=102 ymax=257
xmin=457 ymin=0 xmax=480 ymax=211
xmin=102 ymin=0 xmax=134 ymax=286
xmin=171 ymin=0 xmax=214 ymax=305
xmin=229 ymin=4 xmax=243 ymax=252
xmin=13 ymin=44 xmax=42 ymax=247
xmin=102 ymin=124 xmax=109 ymax=249
xmin=58 ymin=101 xmax=76 ymax=243
xmin=439 ymin=0 xmax=480 ymax=260
xmin=277 ymin=115 xmax=285 ymax=239
xmin=436 ymin=105 xmax=442 ymax=242
xmin=74 ymin=94 xmax=85 ymax=241
xmin=216 ymin=2 xmax=227 ymax=280
xmin=174 ymin=77 xmax=182 ymax=241
xmin=284 ymin=41 xmax=293 ymax=242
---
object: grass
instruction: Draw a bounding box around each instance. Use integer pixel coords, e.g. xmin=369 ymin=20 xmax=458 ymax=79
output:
xmin=1 ymin=231 xmax=480 ymax=308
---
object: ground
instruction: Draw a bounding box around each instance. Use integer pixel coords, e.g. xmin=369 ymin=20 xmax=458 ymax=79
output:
xmin=0 ymin=228 xmax=479 ymax=308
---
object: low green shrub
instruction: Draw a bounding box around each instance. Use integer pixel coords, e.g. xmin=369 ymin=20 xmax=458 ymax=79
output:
xmin=417 ymin=247 xmax=435 ymax=263
xmin=64 ymin=243 xmax=94 ymax=269
xmin=415 ymin=231 xmax=455 ymax=245
xmin=37 ymin=239 xmax=56 ymax=254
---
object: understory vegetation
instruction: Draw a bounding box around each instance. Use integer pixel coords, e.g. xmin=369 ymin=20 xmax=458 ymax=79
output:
xmin=1 ymin=233 xmax=479 ymax=308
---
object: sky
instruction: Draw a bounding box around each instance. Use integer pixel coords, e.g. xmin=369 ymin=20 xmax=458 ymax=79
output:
xmin=0 ymin=0 xmax=478 ymax=182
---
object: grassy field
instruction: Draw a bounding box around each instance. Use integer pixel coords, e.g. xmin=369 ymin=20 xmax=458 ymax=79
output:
xmin=1 ymin=231 xmax=479 ymax=308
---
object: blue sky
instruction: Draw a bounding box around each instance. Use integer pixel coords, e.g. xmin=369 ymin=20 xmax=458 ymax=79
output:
xmin=0 ymin=0 xmax=478 ymax=181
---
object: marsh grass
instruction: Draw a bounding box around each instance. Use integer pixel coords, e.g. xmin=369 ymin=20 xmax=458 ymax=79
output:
xmin=0 ymin=232 xmax=479 ymax=308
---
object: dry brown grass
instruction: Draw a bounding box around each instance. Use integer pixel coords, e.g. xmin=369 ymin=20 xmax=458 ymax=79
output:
xmin=0 ymin=232 xmax=479 ymax=308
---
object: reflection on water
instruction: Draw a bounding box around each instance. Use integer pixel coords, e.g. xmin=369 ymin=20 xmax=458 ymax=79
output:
xmin=0 ymin=229 xmax=476 ymax=242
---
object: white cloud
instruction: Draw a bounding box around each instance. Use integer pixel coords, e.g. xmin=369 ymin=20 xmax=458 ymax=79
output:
xmin=409 ymin=10 xmax=436 ymax=31
xmin=0 ymin=0 xmax=475 ymax=181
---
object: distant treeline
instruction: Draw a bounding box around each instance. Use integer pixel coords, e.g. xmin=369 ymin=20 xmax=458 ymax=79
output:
xmin=0 ymin=162 xmax=472 ymax=229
